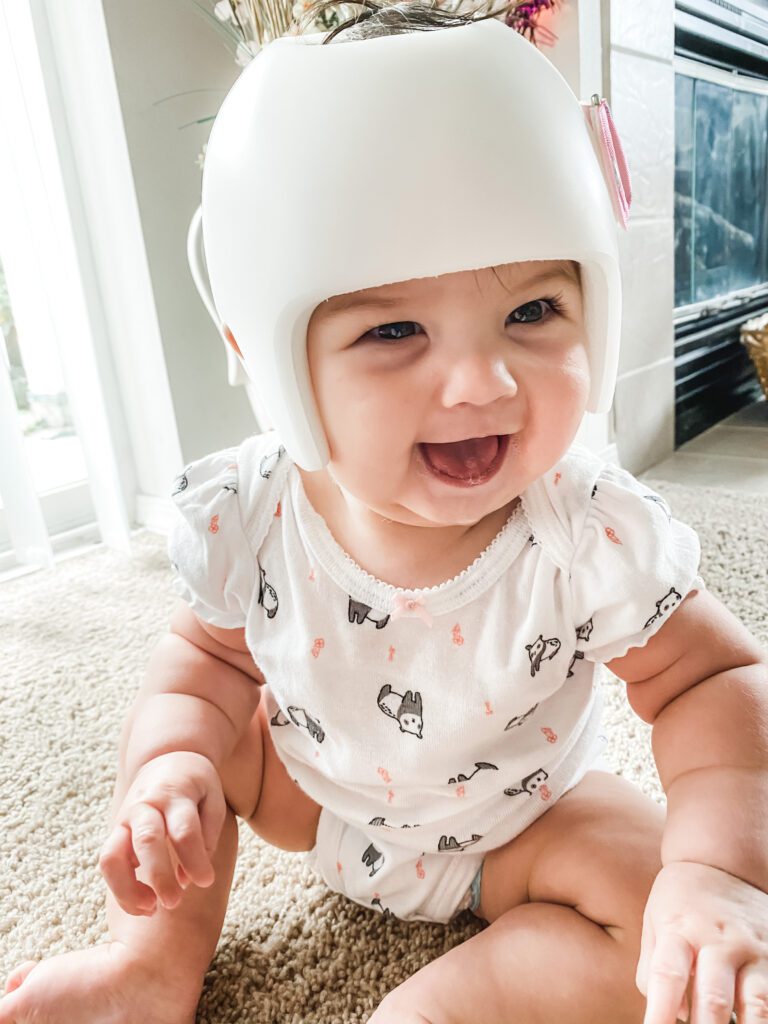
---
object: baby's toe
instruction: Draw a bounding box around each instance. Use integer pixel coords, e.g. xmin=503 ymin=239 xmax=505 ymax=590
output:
xmin=3 ymin=960 xmax=38 ymax=995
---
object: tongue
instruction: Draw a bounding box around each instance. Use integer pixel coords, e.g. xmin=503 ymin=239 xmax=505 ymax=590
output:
xmin=421 ymin=436 xmax=500 ymax=479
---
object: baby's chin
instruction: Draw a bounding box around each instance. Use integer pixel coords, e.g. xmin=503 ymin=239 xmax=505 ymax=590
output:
xmin=375 ymin=491 xmax=520 ymax=529
xmin=329 ymin=460 xmax=519 ymax=528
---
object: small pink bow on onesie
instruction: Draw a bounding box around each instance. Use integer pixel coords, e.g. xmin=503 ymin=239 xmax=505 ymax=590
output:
xmin=390 ymin=593 xmax=433 ymax=628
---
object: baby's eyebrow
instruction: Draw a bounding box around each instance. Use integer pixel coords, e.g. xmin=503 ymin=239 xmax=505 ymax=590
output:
xmin=320 ymin=295 xmax=407 ymax=318
xmin=497 ymin=268 xmax=579 ymax=292
xmin=320 ymin=268 xmax=577 ymax=319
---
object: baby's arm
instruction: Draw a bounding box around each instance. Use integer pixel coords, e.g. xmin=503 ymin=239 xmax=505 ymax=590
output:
xmin=607 ymin=585 xmax=768 ymax=889
xmin=606 ymin=586 xmax=768 ymax=1021
xmin=122 ymin=599 xmax=263 ymax=780
xmin=101 ymin=599 xmax=264 ymax=912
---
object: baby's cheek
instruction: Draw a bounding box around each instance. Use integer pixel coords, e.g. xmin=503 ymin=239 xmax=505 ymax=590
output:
xmin=559 ymin=343 xmax=591 ymax=391
xmin=525 ymin=360 xmax=589 ymax=456
xmin=548 ymin=355 xmax=591 ymax=428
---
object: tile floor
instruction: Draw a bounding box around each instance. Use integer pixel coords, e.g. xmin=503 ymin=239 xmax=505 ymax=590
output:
xmin=640 ymin=397 xmax=768 ymax=496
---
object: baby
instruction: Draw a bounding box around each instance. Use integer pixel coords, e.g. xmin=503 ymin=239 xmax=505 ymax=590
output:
xmin=3 ymin=3 xmax=768 ymax=1024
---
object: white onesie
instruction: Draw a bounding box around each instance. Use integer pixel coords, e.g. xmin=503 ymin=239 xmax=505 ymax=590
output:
xmin=167 ymin=430 xmax=704 ymax=924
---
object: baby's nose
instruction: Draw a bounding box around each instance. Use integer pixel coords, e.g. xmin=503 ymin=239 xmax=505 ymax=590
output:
xmin=439 ymin=353 xmax=518 ymax=408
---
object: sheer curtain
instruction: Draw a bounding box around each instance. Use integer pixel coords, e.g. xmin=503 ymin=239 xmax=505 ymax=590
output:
xmin=0 ymin=0 xmax=181 ymax=581
xmin=0 ymin=0 xmax=127 ymax=580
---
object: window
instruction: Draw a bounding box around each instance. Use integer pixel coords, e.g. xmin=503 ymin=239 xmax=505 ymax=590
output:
xmin=0 ymin=0 xmax=136 ymax=580
xmin=0 ymin=251 xmax=90 ymax=529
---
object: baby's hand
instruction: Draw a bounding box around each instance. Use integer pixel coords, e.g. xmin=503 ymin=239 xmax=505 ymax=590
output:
xmin=637 ymin=861 xmax=768 ymax=1023
xmin=99 ymin=751 xmax=226 ymax=916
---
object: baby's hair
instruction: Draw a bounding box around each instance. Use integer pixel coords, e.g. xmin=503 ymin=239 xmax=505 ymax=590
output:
xmin=295 ymin=0 xmax=532 ymax=46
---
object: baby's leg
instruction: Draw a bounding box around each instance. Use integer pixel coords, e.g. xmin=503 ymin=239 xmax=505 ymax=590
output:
xmin=0 ymin=697 xmax=321 ymax=1024
xmin=1 ymin=810 xmax=239 ymax=1024
xmin=370 ymin=771 xmax=666 ymax=1024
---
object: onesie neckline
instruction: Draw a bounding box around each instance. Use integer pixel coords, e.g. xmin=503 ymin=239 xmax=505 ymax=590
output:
xmin=288 ymin=466 xmax=534 ymax=618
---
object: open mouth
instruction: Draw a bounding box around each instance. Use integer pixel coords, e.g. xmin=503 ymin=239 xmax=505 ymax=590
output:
xmin=417 ymin=434 xmax=512 ymax=488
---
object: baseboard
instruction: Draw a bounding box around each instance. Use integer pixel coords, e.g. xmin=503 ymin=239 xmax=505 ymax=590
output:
xmin=0 ymin=521 xmax=103 ymax=583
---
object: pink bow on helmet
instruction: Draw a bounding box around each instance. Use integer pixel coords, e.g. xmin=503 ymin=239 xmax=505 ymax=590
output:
xmin=581 ymin=94 xmax=632 ymax=230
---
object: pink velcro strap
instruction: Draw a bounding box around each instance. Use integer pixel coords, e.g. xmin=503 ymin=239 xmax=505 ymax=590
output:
xmin=581 ymin=96 xmax=632 ymax=230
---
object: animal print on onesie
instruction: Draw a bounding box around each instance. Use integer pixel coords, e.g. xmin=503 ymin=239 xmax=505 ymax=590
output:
xmin=167 ymin=431 xmax=705 ymax=923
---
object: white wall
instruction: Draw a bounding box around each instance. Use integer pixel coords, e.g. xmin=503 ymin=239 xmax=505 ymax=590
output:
xmin=548 ymin=0 xmax=679 ymax=473
xmin=100 ymin=0 xmax=258 ymax=472
xmin=608 ymin=0 xmax=677 ymax=473
xmin=539 ymin=0 xmax=615 ymax=460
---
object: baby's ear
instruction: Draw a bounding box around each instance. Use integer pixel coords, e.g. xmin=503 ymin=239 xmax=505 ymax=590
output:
xmin=223 ymin=325 xmax=242 ymax=358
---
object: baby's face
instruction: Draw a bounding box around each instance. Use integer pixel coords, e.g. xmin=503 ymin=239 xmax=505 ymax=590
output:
xmin=305 ymin=260 xmax=590 ymax=528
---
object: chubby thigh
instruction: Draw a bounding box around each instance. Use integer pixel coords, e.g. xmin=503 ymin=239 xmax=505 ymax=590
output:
xmin=476 ymin=769 xmax=665 ymax=931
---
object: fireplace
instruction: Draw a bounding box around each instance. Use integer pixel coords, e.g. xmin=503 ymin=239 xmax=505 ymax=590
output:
xmin=673 ymin=0 xmax=768 ymax=444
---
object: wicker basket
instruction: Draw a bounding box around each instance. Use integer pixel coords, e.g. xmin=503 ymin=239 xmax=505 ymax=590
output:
xmin=740 ymin=311 xmax=768 ymax=399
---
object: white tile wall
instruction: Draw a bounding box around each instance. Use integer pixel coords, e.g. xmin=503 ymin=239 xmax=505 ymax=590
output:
xmin=611 ymin=0 xmax=674 ymax=61
xmin=613 ymin=357 xmax=676 ymax=473
xmin=610 ymin=50 xmax=674 ymax=221
xmin=617 ymin=217 xmax=674 ymax=376
xmin=609 ymin=0 xmax=676 ymax=472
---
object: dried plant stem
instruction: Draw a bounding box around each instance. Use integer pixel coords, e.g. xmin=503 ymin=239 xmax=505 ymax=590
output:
xmin=192 ymin=0 xmax=557 ymax=52
xmin=228 ymin=0 xmax=248 ymax=37
xmin=242 ymin=0 xmax=293 ymax=43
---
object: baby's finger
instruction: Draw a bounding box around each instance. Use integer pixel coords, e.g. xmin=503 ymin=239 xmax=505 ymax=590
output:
xmin=643 ymin=930 xmax=695 ymax=1024
xmin=198 ymin=783 xmax=227 ymax=861
xmin=128 ymin=803 xmax=181 ymax=910
xmin=98 ymin=824 xmax=158 ymax=915
xmin=690 ymin=944 xmax=735 ymax=1024
xmin=164 ymin=799 xmax=215 ymax=888
xmin=733 ymin=957 xmax=768 ymax=1024
xmin=636 ymin=913 xmax=656 ymax=996
xmin=677 ymin=985 xmax=690 ymax=1023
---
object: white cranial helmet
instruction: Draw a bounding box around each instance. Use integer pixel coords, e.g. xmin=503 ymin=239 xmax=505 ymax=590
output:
xmin=201 ymin=16 xmax=626 ymax=470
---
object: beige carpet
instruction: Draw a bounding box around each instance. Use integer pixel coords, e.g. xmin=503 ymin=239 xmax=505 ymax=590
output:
xmin=1 ymin=478 xmax=766 ymax=1023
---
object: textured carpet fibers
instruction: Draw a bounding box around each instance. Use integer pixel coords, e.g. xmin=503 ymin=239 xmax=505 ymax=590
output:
xmin=1 ymin=479 xmax=766 ymax=1022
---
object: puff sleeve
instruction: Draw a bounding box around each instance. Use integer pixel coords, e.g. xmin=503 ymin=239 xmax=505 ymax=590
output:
xmin=569 ymin=464 xmax=706 ymax=664
xmin=166 ymin=447 xmax=256 ymax=629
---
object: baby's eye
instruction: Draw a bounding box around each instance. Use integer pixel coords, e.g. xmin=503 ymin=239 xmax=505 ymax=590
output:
xmin=507 ymin=298 xmax=563 ymax=325
xmin=365 ymin=321 xmax=424 ymax=343
xmin=362 ymin=295 xmax=565 ymax=344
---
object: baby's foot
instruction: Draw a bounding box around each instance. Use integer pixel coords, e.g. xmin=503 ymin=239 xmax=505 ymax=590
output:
xmin=0 ymin=941 xmax=201 ymax=1024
